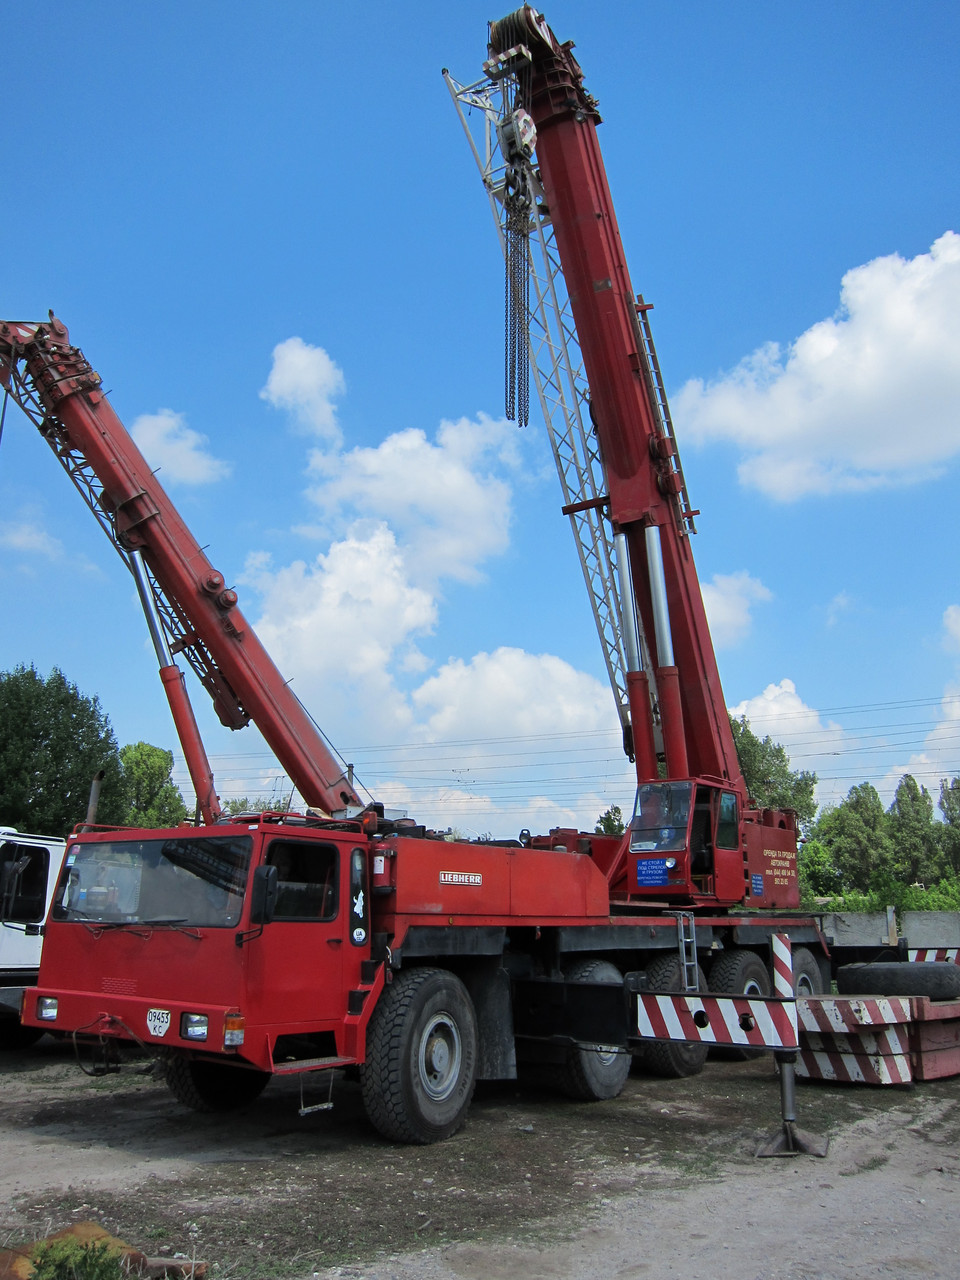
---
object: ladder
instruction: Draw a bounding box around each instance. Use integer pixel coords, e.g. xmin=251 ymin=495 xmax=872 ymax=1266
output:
xmin=674 ymin=912 xmax=699 ymax=991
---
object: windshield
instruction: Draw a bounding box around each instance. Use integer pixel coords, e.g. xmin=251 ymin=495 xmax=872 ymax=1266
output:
xmin=52 ymin=835 xmax=253 ymax=928
xmin=629 ymin=782 xmax=693 ymax=854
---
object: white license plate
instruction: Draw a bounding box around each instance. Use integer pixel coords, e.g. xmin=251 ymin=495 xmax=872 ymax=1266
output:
xmin=146 ymin=1008 xmax=172 ymax=1038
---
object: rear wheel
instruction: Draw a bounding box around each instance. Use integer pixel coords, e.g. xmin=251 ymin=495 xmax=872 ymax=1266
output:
xmin=162 ymin=1054 xmax=271 ymax=1112
xmin=792 ymin=947 xmax=825 ymax=996
xmin=640 ymin=954 xmax=709 ymax=1078
xmin=708 ymin=949 xmax=771 ymax=1060
xmin=554 ymin=959 xmax=630 ymax=1101
xmin=361 ymin=968 xmax=478 ymax=1144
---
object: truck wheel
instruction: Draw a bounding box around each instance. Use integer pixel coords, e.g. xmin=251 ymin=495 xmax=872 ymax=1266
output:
xmin=361 ymin=967 xmax=478 ymax=1144
xmin=162 ymin=1054 xmax=271 ymax=1112
xmin=837 ymin=961 xmax=960 ymax=999
xmin=792 ymin=947 xmax=825 ymax=996
xmin=555 ymin=959 xmax=630 ymax=1101
xmin=708 ymin=949 xmax=771 ymax=1060
xmin=0 ymin=1016 xmax=45 ymax=1051
xmin=640 ymin=954 xmax=709 ymax=1078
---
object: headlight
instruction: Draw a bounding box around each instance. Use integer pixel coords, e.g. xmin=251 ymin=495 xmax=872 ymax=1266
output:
xmin=37 ymin=997 xmax=59 ymax=1021
xmin=664 ymin=857 xmax=677 ymax=869
xmin=180 ymin=1013 xmax=208 ymax=1041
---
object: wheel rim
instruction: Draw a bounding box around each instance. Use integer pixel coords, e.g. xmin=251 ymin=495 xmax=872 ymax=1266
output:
xmin=743 ymin=978 xmax=765 ymax=997
xmin=418 ymin=1012 xmax=462 ymax=1102
xmin=795 ymin=972 xmax=816 ymax=997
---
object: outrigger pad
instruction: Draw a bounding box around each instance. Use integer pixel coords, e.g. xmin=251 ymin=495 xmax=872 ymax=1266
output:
xmin=756 ymin=1121 xmax=829 ymax=1159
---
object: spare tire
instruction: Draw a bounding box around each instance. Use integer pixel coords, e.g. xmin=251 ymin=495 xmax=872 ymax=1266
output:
xmin=837 ymin=961 xmax=960 ymax=999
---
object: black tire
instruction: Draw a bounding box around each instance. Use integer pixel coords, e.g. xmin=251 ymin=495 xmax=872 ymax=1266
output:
xmin=640 ymin=954 xmax=709 ymax=1078
xmin=708 ymin=949 xmax=771 ymax=1062
xmin=0 ymin=1016 xmax=45 ymax=1051
xmin=361 ymin=968 xmax=478 ymax=1144
xmin=162 ymin=1054 xmax=271 ymax=1112
xmin=554 ymin=959 xmax=630 ymax=1101
xmin=792 ymin=947 xmax=826 ymax=996
xmin=837 ymin=961 xmax=960 ymax=999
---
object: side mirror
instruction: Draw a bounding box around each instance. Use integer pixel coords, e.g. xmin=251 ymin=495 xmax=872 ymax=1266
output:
xmin=249 ymin=864 xmax=278 ymax=924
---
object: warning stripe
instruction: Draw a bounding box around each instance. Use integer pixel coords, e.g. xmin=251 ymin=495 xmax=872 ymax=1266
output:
xmin=802 ymin=1026 xmax=911 ymax=1058
xmin=797 ymin=996 xmax=912 ymax=1033
xmin=771 ymin=933 xmax=793 ymax=1000
xmin=636 ymin=993 xmax=798 ymax=1049
xmin=797 ymin=1047 xmax=912 ymax=1086
xmin=908 ymin=948 xmax=959 ymax=963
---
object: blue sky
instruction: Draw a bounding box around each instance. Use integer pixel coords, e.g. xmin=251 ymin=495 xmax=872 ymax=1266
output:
xmin=2 ymin=2 xmax=958 ymax=835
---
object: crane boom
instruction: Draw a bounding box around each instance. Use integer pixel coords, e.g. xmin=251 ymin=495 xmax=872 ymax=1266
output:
xmin=0 ymin=316 xmax=363 ymax=818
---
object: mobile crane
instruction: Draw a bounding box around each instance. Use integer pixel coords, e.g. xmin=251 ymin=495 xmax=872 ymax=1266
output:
xmin=5 ymin=8 xmax=830 ymax=1144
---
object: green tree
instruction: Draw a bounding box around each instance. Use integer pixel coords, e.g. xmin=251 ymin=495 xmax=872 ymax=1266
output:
xmin=119 ymin=741 xmax=188 ymax=827
xmin=797 ymin=837 xmax=842 ymax=904
xmin=0 ymin=665 xmax=125 ymax=835
xmin=729 ymin=715 xmax=818 ymax=827
xmin=595 ymin=804 xmax=625 ymax=836
xmin=936 ymin=777 xmax=960 ymax=876
xmin=887 ymin=774 xmax=940 ymax=886
xmin=810 ymin=781 xmax=894 ymax=892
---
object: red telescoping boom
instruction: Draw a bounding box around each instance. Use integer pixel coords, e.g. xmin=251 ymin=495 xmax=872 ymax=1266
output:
xmin=448 ymin=7 xmax=798 ymax=906
xmin=0 ymin=317 xmax=363 ymax=820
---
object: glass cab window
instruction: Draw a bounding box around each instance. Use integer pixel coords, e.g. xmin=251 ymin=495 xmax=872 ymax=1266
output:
xmin=716 ymin=791 xmax=740 ymax=850
xmin=0 ymin=841 xmax=50 ymax=924
xmin=266 ymin=840 xmax=338 ymax=921
xmin=629 ymin=782 xmax=693 ymax=853
xmin=52 ymin=836 xmax=252 ymax=927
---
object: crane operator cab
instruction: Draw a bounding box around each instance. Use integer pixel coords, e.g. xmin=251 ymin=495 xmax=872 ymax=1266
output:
xmin=628 ymin=781 xmax=742 ymax=902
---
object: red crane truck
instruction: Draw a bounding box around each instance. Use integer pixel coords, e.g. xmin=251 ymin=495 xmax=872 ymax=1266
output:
xmin=3 ymin=7 xmax=830 ymax=1143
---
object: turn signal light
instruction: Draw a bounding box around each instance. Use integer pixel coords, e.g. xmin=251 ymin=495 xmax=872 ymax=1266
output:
xmin=223 ymin=1013 xmax=245 ymax=1047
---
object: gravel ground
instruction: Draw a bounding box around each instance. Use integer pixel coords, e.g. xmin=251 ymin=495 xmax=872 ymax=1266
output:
xmin=1 ymin=1036 xmax=958 ymax=1279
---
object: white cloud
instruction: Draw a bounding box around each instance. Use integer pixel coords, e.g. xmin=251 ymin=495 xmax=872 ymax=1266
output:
xmin=944 ymin=604 xmax=960 ymax=653
xmin=729 ymin=678 xmax=847 ymax=808
xmin=674 ymin=231 xmax=960 ymax=500
xmin=0 ymin=518 xmax=64 ymax=560
xmin=701 ymin=570 xmax=771 ymax=649
xmin=260 ymin=337 xmax=344 ymax=442
xmin=131 ymin=409 xmax=231 ymax=484
xmin=413 ymin=646 xmax=612 ymax=740
xmin=242 ymin=521 xmax=436 ymax=735
xmin=305 ymin=414 xmax=518 ymax=586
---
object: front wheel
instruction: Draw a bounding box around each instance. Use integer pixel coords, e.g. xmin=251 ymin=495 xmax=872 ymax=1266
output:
xmin=162 ymin=1054 xmax=271 ymax=1112
xmin=361 ymin=968 xmax=478 ymax=1144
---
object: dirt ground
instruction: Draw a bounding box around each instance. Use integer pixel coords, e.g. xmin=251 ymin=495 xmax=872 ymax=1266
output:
xmin=2 ymin=1037 xmax=959 ymax=1280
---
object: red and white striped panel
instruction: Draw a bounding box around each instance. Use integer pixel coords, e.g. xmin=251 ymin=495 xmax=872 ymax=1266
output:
xmin=908 ymin=948 xmax=959 ymax=964
xmin=797 ymin=1045 xmax=912 ymax=1086
xmin=772 ymin=933 xmax=793 ymax=999
xmin=636 ymin=992 xmax=798 ymax=1050
xmin=798 ymin=996 xmax=912 ymax=1034
xmin=802 ymin=1026 xmax=911 ymax=1059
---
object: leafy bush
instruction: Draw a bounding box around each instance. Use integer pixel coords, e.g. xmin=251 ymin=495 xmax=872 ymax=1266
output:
xmin=31 ymin=1239 xmax=124 ymax=1280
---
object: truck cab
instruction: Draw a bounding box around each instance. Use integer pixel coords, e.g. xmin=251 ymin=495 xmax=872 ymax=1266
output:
xmin=0 ymin=828 xmax=66 ymax=1048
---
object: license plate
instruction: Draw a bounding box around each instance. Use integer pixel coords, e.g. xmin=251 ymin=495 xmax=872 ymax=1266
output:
xmin=146 ymin=1008 xmax=172 ymax=1038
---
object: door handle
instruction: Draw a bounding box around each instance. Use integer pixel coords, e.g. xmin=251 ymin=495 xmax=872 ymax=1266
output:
xmin=327 ymin=937 xmax=342 ymax=946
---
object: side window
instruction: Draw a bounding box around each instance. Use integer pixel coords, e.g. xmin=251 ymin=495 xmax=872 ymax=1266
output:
xmin=266 ymin=840 xmax=338 ymax=921
xmin=716 ymin=793 xmax=740 ymax=850
xmin=0 ymin=842 xmax=50 ymax=924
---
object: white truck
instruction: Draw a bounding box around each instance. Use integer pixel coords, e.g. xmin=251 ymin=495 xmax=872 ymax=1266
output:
xmin=0 ymin=829 xmax=66 ymax=1048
